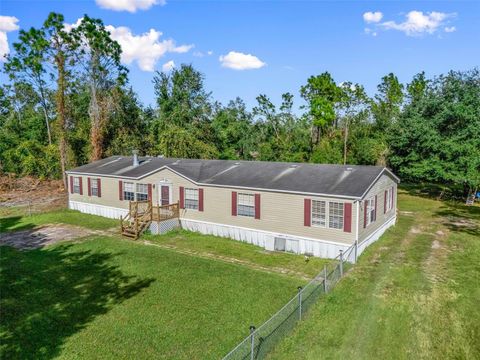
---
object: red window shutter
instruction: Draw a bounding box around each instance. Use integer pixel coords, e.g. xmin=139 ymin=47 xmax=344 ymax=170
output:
xmin=179 ymin=186 xmax=185 ymax=209
xmin=344 ymin=203 xmax=352 ymax=232
xmin=69 ymin=176 xmax=74 ymax=194
xmin=304 ymin=199 xmax=311 ymax=227
xmin=364 ymin=200 xmax=367 ymax=228
xmin=199 ymin=188 xmax=204 ymax=211
xmin=254 ymin=194 xmax=261 ymax=219
xmin=87 ymin=177 xmax=91 ymax=196
xmin=374 ymin=195 xmax=377 ymax=221
xmin=148 ymin=184 xmax=152 ymax=201
xmin=231 ymin=191 xmax=237 ymax=216
xmin=79 ymin=177 xmax=83 ymax=195
xmin=97 ymin=179 xmax=102 ymax=197
xmin=119 ymin=181 xmax=123 ymax=201
xmin=384 ymin=190 xmax=387 ymax=214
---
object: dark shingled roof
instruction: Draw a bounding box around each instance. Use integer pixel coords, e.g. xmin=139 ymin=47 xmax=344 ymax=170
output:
xmin=67 ymin=156 xmax=399 ymax=198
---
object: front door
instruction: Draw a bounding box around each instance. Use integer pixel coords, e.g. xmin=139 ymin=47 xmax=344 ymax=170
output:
xmin=160 ymin=185 xmax=170 ymax=205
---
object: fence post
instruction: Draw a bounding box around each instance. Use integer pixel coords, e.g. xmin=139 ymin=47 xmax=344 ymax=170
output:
xmin=339 ymin=250 xmax=344 ymax=277
xmin=323 ymin=265 xmax=328 ymax=293
xmin=250 ymin=325 xmax=256 ymax=360
xmin=298 ymin=286 xmax=303 ymax=321
xmin=354 ymin=240 xmax=358 ymax=264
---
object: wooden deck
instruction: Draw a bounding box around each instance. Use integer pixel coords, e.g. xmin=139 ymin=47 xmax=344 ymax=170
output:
xmin=120 ymin=200 xmax=179 ymax=239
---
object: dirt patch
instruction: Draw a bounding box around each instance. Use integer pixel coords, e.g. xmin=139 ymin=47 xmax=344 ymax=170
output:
xmin=410 ymin=227 xmax=423 ymax=234
xmin=0 ymin=224 xmax=97 ymax=250
xmin=0 ymin=176 xmax=66 ymax=217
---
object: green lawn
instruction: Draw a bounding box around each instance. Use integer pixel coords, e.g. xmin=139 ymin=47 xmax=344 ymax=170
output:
xmin=144 ymin=230 xmax=331 ymax=279
xmin=0 ymin=236 xmax=304 ymax=359
xmin=2 ymin=192 xmax=479 ymax=359
xmin=268 ymin=192 xmax=480 ymax=359
xmin=0 ymin=209 xmax=118 ymax=233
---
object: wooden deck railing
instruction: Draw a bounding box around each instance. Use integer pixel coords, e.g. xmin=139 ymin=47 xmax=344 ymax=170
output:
xmin=152 ymin=201 xmax=180 ymax=222
xmin=120 ymin=200 xmax=179 ymax=239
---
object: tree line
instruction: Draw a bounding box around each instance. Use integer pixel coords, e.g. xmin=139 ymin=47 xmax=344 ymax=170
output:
xmin=1 ymin=12 xmax=479 ymax=195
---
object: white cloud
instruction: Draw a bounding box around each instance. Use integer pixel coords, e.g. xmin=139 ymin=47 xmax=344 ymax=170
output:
xmin=364 ymin=28 xmax=377 ymax=37
xmin=0 ymin=16 xmax=19 ymax=61
xmin=106 ymin=26 xmax=193 ymax=71
xmin=380 ymin=11 xmax=456 ymax=36
xmin=96 ymin=0 xmax=166 ymax=13
xmin=363 ymin=11 xmax=383 ymax=23
xmin=219 ymin=51 xmax=266 ymax=70
xmin=100 ymin=25 xmax=190 ymax=72
xmin=64 ymin=18 xmax=192 ymax=71
xmin=162 ymin=60 xmax=175 ymax=72
xmin=444 ymin=26 xmax=456 ymax=33
xmin=193 ymin=50 xmax=213 ymax=57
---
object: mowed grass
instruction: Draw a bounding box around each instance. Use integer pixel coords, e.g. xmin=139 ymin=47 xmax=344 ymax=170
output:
xmin=1 ymin=236 xmax=304 ymax=359
xmin=0 ymin=209 xmax=118 ymax=233
xmin=144 ymin=230 xmax=332 ymax=279
xmin=269 ymin=192 xmax=480 ymax=359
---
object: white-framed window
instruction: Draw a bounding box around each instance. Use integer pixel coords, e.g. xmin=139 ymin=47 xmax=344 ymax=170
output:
xmin=386 ymin=187 xmax=393 ymax=212
xmin=238 ymin=193 xmax=255 ymax=217
xmin=73 ymin=177 xmax=81 ymax=194
xmin=91 ymin=178 xmax=98 ymax=197
xmin=185 ymin=188 xmax=199 ymax=210
xmin=136 ymin=183 xmax=148 ymax=201
xmin=328 ymin=202 xmax=344 ymax=229
xmin=311 ymin=200 xmax=326 ymax=227
xmin=366 ymin=197 xmax=375 ymax=226
xmin=123 ymin=182 xmax=135 ymax=201
xmin=311 ymin=200 xmax=344 ymax=229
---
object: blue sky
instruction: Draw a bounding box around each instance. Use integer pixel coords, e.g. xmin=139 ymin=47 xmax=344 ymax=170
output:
xmin=1 ymin=1 xmax=479 ymax=110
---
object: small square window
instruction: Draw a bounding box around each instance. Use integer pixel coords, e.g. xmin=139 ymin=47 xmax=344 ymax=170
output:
xmin=136 ymin=183 xmax=148 ymax=201
xmin=328 ymin=202 xmax=344 ymax=229
xmin=311 ymin=200 xmax=326 ymax=227
xmin=237 ymin=193 xmax=255 ymax=217
xmin=123 ymin=182 xmax=135 ymax=201
xmin=185 ymin=188 xmax=199 ymax=210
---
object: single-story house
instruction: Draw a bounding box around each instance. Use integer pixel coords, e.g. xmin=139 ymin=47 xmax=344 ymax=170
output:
xmin=66 ymin=154 xmax=399 ymax=259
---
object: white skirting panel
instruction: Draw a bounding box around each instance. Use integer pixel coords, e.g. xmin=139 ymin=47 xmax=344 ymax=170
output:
xmin=357 ymin=216 xmax=396 ymax=256
xmin=68 ymin=201 xmax=128 ymax=219
xmin=180 ymin=219 xmax=351 ymax=259
xmin=150 ymin=219 xmax=180 ymax=234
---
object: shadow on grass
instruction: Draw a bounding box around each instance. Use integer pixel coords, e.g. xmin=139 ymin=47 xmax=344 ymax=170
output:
xmin=0 ymin=216 xmax=35 ymax=233
xmin=434 ymin=202 xmax=480 ymax=237
xmin=0 ymin=244 xmax=154 ymax=359
xmin=400 ymin=183 xmax=469 ymax=202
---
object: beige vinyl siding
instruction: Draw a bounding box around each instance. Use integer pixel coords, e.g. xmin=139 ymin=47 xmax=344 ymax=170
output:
xmin=358 ymin=173 xmax=397 ymax=243
xmin=68 ymin=176 xmax=129 ymax=209
xmin=68 ymin=169 xmax=359 ymax=244
xmin=146 ymin=169 xmax=357 ymax=244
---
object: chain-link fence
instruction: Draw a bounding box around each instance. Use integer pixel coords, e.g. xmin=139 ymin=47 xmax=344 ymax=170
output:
xmin=223 ymin=242 xmax=358 ymax=360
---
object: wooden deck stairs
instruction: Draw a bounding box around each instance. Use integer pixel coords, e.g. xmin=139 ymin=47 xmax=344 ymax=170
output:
xmin=120 ymin=200 xmax=180 ymax=239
